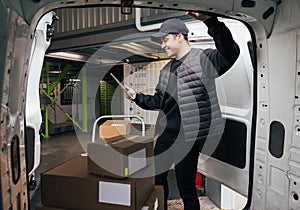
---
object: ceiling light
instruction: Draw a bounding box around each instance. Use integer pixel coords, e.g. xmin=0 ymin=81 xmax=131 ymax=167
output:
xmin=45 ymin=51 xmax=87 ymax=62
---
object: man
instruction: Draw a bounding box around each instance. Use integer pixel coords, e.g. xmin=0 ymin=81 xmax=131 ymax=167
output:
xmin=124 ymin=12 xmax=240 ymax=210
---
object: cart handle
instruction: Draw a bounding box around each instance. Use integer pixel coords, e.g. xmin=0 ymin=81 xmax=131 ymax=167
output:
xmin=92 ymin=115 xmax=145 ymax=142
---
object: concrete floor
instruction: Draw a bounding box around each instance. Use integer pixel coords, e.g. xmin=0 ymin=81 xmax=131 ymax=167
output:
xmin=30 ymin=131 xmax=218 ymax=210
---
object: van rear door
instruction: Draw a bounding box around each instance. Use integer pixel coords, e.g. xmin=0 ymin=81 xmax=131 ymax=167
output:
xmin=197 ymin=19 xmax=255 ymax=198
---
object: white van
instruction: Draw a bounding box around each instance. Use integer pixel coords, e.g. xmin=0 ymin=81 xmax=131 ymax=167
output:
xmin=0 ymin=1 xmax=299 ymax=210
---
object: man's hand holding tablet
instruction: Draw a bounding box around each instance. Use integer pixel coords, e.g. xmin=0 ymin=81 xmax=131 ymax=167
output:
xmin=110 ymin=73 xmax=136 ymax=100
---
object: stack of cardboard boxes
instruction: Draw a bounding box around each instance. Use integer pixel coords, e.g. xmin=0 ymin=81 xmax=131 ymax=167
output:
xmin=37 ymin=120 xmax=164 ymax=210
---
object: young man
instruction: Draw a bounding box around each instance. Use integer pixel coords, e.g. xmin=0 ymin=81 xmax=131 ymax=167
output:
xmin=124 ymin=12 xmax=240 ymax=210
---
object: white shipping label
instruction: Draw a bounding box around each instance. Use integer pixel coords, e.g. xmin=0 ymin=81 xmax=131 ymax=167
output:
xmin=99 ymin=181 xmax=131 ymax=206
xmin=128 ymin=148 xmax=147 ymax=175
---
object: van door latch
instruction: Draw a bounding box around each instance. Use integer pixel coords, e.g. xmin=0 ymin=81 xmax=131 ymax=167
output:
xmin=121 ymin=0 xmax=134 ymax=15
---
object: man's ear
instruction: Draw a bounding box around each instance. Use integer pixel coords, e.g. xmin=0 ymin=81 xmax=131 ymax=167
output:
xmin=178 ymin=33 xmax=184 ymax=42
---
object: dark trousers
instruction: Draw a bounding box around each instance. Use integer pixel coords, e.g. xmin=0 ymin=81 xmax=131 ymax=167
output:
xmin=154 ymin=136 xmax=200 ymax=210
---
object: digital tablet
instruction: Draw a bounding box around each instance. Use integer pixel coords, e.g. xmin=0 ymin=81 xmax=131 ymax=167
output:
xmin=110 ymin=73 xmax=134 ymax=100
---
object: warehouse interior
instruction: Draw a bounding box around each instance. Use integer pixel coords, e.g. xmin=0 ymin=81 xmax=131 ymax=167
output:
xmin=27 ymin=5 xmax=255 ymax=210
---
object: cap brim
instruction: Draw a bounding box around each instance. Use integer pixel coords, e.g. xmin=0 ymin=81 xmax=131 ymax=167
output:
xmin=150 ymin=32 xmax=167 ymax=43
xmin=151 ymin=32 xmax=168 ymax=38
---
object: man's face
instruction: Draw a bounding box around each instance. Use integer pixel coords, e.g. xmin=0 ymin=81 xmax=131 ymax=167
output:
xmin=161 ymin=34 xmax=180 ymax=57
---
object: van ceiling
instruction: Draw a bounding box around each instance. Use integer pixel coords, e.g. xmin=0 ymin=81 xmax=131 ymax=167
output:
xmin=46 ymin=8 xmax=183 ymax=62
xmin=45 ymin=8 xmax=215 ymax=68
xmin=34 ymin=1 xmax=278 ymax=76
xmin=16 ymin=0 xmax=279 ymax=38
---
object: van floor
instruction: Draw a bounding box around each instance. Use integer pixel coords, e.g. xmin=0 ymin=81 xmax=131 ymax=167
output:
xmin=30 ymin=131 xmax=220 ymax=210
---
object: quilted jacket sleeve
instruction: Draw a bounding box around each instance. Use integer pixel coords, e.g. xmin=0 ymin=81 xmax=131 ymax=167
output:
xmin=200 ymin=16 xmax=240 ymax=79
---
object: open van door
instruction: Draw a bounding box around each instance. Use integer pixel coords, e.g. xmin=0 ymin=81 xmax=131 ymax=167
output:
xmin=25 ymin=11 xmax=57 ymax=190
xmin=196 ymin=18 xmax=255 ymax=198
xmin=0 ymin=2 xmax=33 ymax=209
xmin=0 ymin=1 xmax=57 ymax=208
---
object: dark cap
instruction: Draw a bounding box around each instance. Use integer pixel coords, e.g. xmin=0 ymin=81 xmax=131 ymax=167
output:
xmin=151 ymin=18 xmax=189 ymax=39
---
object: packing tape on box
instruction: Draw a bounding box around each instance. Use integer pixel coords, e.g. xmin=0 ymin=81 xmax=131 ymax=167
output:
xmin=124 ymin=167 xmax=129 ymax=176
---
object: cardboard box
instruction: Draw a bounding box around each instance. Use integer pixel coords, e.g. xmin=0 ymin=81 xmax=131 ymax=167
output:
xmin=37 ymin=186 xmax=164 ymax=210
xmin=41 ymin=156 xmax=154 ymax=210
xmin=88 ymin=135 xmax=154 ymax=179
xmin=99 ymin=120 xmax=130 ymax=140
